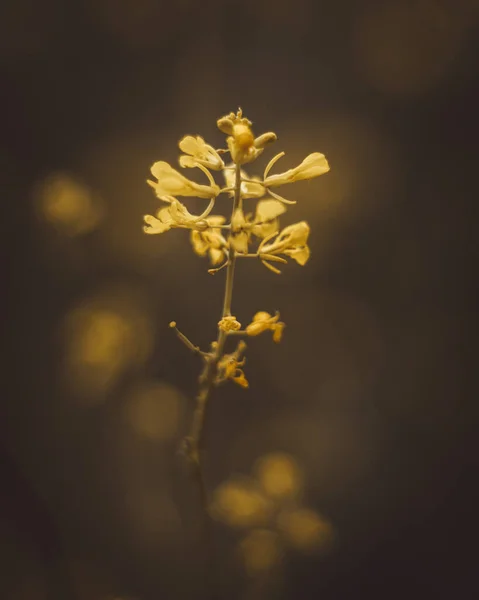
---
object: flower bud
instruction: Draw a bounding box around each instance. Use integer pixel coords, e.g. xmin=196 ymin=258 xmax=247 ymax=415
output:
xmin=232 ymin=123 xmax=255 ymax=151
xmin=254 ymin=132 xmax=277 ymax=149
xmin=217 ymin=117 xmax=234 ymax=135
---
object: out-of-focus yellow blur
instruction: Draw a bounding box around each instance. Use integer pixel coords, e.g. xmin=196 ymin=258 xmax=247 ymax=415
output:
xmin=211 ymin=477 xmax=273 ymax=529
xmin=255 ymin=452 xmax=303 ymax=500
xmin=123 ymin=381 xmax=184 ymax=442
xmin=277 ymin=508 xmax=334 ymax=553
xmin=62 ymin=285 xmax=153 ymax=401
xmin=34 ymin=172 xmax=104 ymax=236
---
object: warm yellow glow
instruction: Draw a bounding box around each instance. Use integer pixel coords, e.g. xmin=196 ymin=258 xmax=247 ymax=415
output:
xmin=124 ymin=381 xmax=184 ymax=441
xmin=238 ymin=529 xmax=282 ymax=575
xmin=62 ymin=287 xmax=153 ymax=399
xmin=255 ymin=452 xmax=302 ymax=499
xmin=277 ymin=508 xmax=333 ymax=552
xmin=35 ymin=172 xmax=103 ymax=235
xmin=211 ymin=478 xmax=272 ymax=528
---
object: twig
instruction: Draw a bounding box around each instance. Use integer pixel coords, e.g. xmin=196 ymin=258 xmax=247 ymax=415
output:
xmin=182 ymin=162 xmax=242 ymax=597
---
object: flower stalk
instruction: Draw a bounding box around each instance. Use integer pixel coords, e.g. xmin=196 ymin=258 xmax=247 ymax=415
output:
xmin=143 ymin=108 xmax=330 ymax=591
xmin=184 ymin=162 xmax=242 ymax=467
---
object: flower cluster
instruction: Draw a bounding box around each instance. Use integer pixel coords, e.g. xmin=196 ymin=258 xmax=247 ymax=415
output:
xmin=144 ymin=108 xmax=329 ymax=389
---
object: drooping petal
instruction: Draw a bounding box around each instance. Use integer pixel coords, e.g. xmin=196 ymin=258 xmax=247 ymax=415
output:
xmin=264 ymin=153 xmax=330 ymax=187
xmin=150 ymin=161 xmax=219 ymax=198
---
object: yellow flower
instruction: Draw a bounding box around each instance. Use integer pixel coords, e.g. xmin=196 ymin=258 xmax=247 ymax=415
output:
xmin=178 ymin=135 xmax=224 ymax=170
xmin=216 ymin=354 xmax=249 ymax=388
xmin=143 ymin=198 xmax=212 ymax=234
xmin=259 ymin=221 xmax=311 ymax=273
xmin=218 ymin=109 xmax=277 ymax=165
xmin=246 ymin=311 xmax=285 ymax=343
xmin=264 ymin=152 xmax=330 ymax=187
xmin=148 ymin=161 xmax=219 ymax=198
xmin=218 ymin=316 xmax=242 ymax=332
xmin=190 ymin=215 xmax=227 ymax=264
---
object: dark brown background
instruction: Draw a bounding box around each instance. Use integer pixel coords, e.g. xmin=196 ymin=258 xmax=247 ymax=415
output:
xmin=2 ymin=0 xmax=478 ymax=598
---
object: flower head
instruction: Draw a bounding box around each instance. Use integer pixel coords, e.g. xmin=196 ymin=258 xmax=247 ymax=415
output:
xmin=179 ymin=135 xmax=224 ymax=171
xmin=148 ymin=161 xmax=219 ymax=198
xmin=246 ymin=311 xmax=285 ymax=343
xmin=264 ymin=152 xmax=329 ymax=187
xmin=218 ymin=108 xmax=277 ymax=165
xmin=218 ymin=316 xmax=242 ymax=332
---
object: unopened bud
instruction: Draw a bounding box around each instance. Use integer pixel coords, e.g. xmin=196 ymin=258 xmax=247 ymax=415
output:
xmin=233 ymin=123 xmax=255 ymax=150
xmin=254 ymin=132 xmax=277 ymax=149
xmin=217 ymin=117 xmax=234 ymax=135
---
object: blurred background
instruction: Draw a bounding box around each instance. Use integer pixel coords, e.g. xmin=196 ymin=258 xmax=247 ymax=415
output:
xmin=2 ymin=0 xmax=478 ymax=598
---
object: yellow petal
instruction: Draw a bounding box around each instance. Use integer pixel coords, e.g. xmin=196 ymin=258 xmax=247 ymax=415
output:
xmin=230 ymin=231 xmax=249 ymax=253
xmin=232 ymin=370 xmax=249 ymax=388
xmin=255 ymin=199 xmax=286 ymax=222
xmin=209 ymin=247 xmax=225 ymax=264
xmin=278 ymin=221 xmax=310 ymax=246
xmin=179 ymin=135 xmax=206 ymax=156
xmin=143 ymin=213 xmax=171 ymax=234
xmin=179 ymin=155 xmax=197 ymax=168
xmin=285 ymin=245 xmax=310 ymax=266
xmin=245 ymin=322 xmax=268 ymax=336
xmin=231 ymin=207 xmax=247 ymax=229
xmin=206 ymin=215 xmax=226 ymax=227
xmin=190 ymin=230 xmax=209 ymax=256
xmin=264 ymin=152 xmax=330 ymax=187
xmin=253 ymin=311 xmax=273 ymax=322
xmin=272 ymin=322 xmax=285 ymax=343
xmin=150 ymin=161 xmax=218 ymax=198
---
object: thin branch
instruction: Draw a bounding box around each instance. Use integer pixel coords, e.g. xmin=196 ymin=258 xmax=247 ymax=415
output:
xmin=181 ymin=162 xmax=243 ymax=597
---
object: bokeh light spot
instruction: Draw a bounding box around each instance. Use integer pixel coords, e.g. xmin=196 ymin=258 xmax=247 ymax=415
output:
xmin=34 ymin=172 xmax=104 ymax=236
xmin=123 ymin=381 xmax=184 ymax=442
xmin=211 ymin=477 xmax=272 ymax=528
xmin=62 ymin=285 xmax=153 ymax=401
xmin=254 ymin=452 xmax=303 ymax=500
xmin=277 ymin=508 xmax=334 ymax=553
